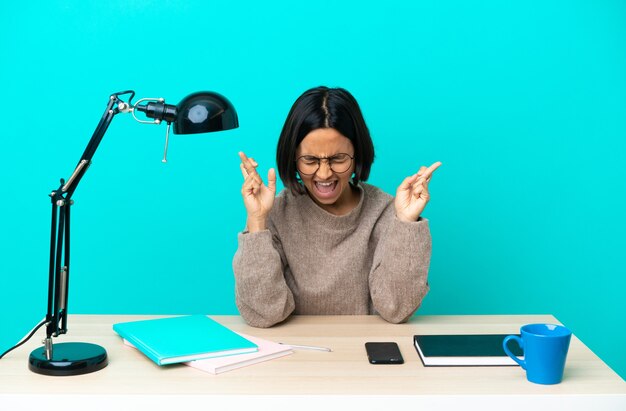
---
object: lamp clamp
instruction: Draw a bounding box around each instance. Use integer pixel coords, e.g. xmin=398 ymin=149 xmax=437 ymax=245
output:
xmin=131 ymin=97 xmax=170 ymax=124
xmin=127 ymin=96 xmax=176 ymax=162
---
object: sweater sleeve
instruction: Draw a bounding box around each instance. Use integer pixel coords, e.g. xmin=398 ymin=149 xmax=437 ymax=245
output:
xmin=232 ymin=229 xmax=295 ymax=328
xmin=369 ymin=215 xmax=431 ymax=323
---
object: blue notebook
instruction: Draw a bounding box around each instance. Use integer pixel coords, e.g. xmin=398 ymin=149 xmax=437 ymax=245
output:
xmin=113 ymin=315 xmax=258 ymax=365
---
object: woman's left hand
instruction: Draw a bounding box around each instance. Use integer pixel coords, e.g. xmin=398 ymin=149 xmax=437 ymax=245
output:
xmin=395 ymin=161 xmax=442 ymax=222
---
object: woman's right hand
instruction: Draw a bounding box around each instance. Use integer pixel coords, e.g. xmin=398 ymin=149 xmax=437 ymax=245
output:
xmin=239 ymin=151 xmax=277 ymax=232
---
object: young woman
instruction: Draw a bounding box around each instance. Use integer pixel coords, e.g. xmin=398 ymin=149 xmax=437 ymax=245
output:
xmin=234 ymin=86 xmax=441 ymax=327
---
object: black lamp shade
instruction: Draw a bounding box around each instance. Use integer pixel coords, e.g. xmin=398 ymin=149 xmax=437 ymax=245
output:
xmin=173 ymin=91 xmax=238 ymax=135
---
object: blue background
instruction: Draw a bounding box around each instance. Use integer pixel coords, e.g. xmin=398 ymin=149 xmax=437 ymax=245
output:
xmin=1 ymin=1 xmax=624 ymax=380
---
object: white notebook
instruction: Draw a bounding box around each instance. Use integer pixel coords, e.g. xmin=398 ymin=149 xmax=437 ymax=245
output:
xmin=185 ymin=333 xmax=292 ymax=374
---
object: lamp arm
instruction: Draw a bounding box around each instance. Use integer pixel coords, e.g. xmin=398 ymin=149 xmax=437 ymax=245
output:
xmin=63 ymin=91 xmax=134 ymax=198
xmin=44 ymin=91 xmax=135 ymax=353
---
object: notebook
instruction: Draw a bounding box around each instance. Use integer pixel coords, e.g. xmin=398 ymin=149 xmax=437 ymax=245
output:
xmin=113 ymin=315 xmax=258 ymax=365
xmin=413 ymin=334 xmax=523 ymax=366
xmin=185 ymin=333 xmax=293 ymax=374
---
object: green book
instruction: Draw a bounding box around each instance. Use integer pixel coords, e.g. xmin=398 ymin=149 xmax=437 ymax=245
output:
xmin=113 ymin=315 xmax=257 ymax=365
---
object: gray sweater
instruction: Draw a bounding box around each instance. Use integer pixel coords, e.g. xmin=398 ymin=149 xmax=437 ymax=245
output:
xmin=233 ymin=183 xmax=431 ymax=328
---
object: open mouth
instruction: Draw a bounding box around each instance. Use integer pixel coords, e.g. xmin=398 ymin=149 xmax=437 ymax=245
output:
xmin=313 ymin=180 xmax=338 ymax=199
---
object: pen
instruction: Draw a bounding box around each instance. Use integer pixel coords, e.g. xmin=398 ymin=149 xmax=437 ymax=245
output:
xmin=279 ymin=343 xmax=332 ymax=352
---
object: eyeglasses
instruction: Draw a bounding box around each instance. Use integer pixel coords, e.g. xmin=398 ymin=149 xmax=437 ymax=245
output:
xmin=296 ymin=153 xmax=354 ymax=175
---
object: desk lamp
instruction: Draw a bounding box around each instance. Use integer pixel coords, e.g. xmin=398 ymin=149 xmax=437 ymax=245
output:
xmin=26 ymin=90 xmax=238 ymax=376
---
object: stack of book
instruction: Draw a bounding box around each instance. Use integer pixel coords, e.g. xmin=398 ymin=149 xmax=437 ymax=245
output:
xmin=113 ymin=315 xmax=292 ymax=374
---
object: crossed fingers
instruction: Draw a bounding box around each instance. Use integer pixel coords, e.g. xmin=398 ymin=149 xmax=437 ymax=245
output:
xmin=409 ymin=161 xmax=441 ymax=199
xmin=415 ymin=161 xmax=442 ymax=183
xmin=239 ymin=151 xmax=263 ymax=185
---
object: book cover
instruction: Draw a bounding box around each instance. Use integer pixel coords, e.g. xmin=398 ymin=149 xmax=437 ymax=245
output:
xmin=413 ymin=334 xmax=523 ymax=367
xmin=185 ymin=333 xmax=293 ymax=374
xmin=113 ymin=315 xmax=258 ymax=365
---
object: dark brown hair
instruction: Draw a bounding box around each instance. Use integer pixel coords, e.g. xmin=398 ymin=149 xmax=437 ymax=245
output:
xmin=276 ymin=86 xmax=375 ymax=194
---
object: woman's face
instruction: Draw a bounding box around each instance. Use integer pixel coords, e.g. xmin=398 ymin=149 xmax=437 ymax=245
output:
xmin=296 ymin=128 xmax=357 ymax=214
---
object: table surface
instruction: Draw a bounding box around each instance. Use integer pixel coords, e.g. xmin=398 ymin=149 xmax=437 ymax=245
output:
xmin=1 ymin=314 xmax=625 ymax=397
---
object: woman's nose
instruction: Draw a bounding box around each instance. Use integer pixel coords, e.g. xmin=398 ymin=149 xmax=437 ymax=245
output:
xmin=315 ymin=159 xmax=333 ymax=179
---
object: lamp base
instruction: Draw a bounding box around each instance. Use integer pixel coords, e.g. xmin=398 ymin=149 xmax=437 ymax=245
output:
xmin=29 ymin=342 xmax=108 ymax=376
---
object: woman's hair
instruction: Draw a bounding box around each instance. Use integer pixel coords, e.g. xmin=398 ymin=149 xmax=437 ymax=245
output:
xmin=276 ymin=86 xmax=375 ymax=194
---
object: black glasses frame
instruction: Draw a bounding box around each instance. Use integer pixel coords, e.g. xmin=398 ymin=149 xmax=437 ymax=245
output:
xmin=295 ymin=153 xmax=354 ymax=175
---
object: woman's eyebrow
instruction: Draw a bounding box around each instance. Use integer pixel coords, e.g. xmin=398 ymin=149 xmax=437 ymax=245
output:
xmin=300 ymin=152 xmax=349 ymax=158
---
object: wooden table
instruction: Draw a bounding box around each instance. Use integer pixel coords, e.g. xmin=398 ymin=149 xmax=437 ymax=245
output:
xmin=1 ymin=314 xmax=624 ymax=410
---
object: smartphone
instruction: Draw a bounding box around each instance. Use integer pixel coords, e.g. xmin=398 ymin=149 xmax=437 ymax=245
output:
xmin=365 ymin=342 xmax=404 ymax=364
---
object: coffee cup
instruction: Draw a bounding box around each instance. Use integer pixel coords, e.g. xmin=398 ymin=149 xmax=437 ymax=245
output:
xmin=503 ymin=323 xmax=572 ymax=385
